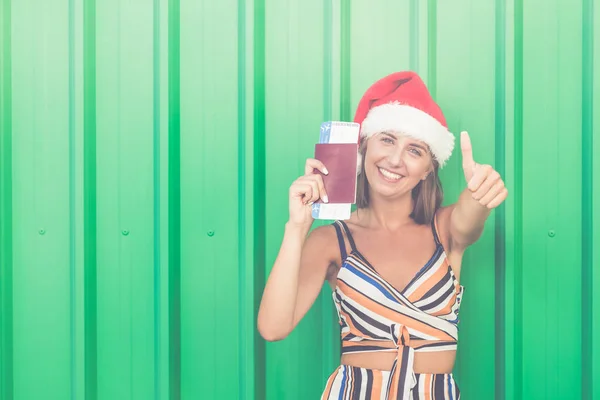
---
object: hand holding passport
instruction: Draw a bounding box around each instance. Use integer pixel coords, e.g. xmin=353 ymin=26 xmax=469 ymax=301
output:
xmin=311 ymin=122 xmax=360 ymax=220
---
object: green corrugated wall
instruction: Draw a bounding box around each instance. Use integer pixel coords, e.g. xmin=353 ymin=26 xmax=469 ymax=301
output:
xmin=0 ymin=0 xmax=598 ymax=399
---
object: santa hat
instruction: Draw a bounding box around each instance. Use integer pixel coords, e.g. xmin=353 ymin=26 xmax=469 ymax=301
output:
xmin=354 ymin=71 xmax=454 ymax=168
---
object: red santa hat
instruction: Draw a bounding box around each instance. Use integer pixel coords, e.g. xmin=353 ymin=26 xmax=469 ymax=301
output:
xmin=354 ymin=71 xmax=454 ymax=168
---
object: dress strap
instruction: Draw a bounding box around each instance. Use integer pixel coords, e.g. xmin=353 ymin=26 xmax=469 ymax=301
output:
xmin=337 ymin=220 xmax=358 ymax=253
xmin=332 ymin=222 xmax=348 ymax=262
xmin=431 ymin=213 xmax=442 ymax=247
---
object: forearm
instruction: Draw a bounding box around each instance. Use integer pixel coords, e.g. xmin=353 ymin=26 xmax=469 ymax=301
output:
xmin=450 ymin=188 xmax=492 ymax=246
xmin=257 ymin=222 xmax=311 ymax=340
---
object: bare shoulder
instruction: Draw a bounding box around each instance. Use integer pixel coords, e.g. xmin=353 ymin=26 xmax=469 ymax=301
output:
xmin=302 ymin=223 xmax=341 ymax=271
xmin=305 ymin=223 xmax=338 ymax=250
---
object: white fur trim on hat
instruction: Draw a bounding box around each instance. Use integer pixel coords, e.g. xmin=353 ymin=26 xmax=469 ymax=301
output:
xmin=359 ymin=102 xmax=455 ymax=167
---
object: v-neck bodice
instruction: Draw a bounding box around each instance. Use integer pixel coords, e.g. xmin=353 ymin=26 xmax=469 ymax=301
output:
xmin=330 ymin=219 xmax=464 ymax=399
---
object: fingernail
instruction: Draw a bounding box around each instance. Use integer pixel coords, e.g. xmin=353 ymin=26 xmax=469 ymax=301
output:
xmin=323 ymin=167 xmax=329 ymax=175
xmin=308 ymin=201 xmax=314 ymax=206
xmin=323 ymin=195 xmax=329 ymax=203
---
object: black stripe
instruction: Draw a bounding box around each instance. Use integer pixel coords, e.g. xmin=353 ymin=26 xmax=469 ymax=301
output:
xmin=414 ymin=341 xmax=456 ymax=350
xmin=420 ymin=284 xmax=455 ymax=311
xmin=431 ymin=217 xmax=442 ymax=245
xmin=418 ymin=270 xmax=452 ymax=301
xmin=406 ymin=245 xmax=444 ymax=287
xmin=411 ymin=374 xmax=420 ymax=400
xmin=396 ymin=349 xmax=410 ymax=397
xmin=351 ymin=367 xmax=362 ymax=398
xmin=341 ymin=259 xmax=422 ymax=313
xmin=365 ymin=369 xmax=374 ymax=397
xmin=338 ymin=276 xmax=456 ymax=335
xmin=333 ymin=222 xmax=348 ymax=262
xmin=434 ymin=374 xmax=445 ymax=399
xmin=342 ymin=345 xmax=394 ymax=353
xmin=340 ymin=301 xmax=389 ymax=339
xmin=338 ymin=220 xmax=357 ymax=252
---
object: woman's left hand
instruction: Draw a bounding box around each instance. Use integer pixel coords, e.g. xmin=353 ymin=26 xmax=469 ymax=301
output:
xmin=460 ymin=131 xmax=508 ymax=209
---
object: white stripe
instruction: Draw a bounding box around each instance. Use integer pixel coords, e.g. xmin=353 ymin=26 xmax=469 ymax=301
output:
xmin=415 ymin=344 xmax=457 ymax=353
xmin=358 ymin=369 xmax=368 ymax=399
xmin=338 ymin=284 xmax=459 ymax=340
xmin=341 ymin=269 xmax=442 ymax=323
xmin=343 ymin=257 xmax=417 ymax=305
xmin=403 ymin=256 xmax=446 ymax=298
xmin=425 ymin=291 xmax=457 ymax=315
xmin=414 ymin=278 xmax=454 ymax=307
xmin=343 ymin=259 xmax=422 ymax=312
xmin=339 ymin=300 xmax=391 ymax=339
xmin=379 ymin=370 xmax=391 ymax=400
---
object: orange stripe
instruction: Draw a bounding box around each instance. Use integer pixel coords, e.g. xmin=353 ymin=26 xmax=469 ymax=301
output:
xmin=431 ymin=291 xmax=458 ymax=316
xmin=407 ymin=258 xmax=449 ymax=302
xmin=424 ymin=374 xmax=432 ymax=400
xmin=338 ymin=280 xmax=455 ymax=341
xmin=388 ymin=362 xmax=399 ymax=398
xmin=371 ymin=370 xmax=382 ymax=399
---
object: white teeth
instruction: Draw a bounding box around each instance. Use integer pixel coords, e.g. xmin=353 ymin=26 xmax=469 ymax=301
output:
xmin=379 ymin=168 xmax=401 ymax=180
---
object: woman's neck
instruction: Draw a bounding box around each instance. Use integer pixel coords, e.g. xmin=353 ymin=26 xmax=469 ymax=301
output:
xmin=359 ymin=193 xmax=415 ymax=231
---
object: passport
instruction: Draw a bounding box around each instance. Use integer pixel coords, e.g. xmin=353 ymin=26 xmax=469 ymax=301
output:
xmin=311 ymin=121 xmax=359 ymax=220
xmin=313 ymin=143 xmax=357 ymax=204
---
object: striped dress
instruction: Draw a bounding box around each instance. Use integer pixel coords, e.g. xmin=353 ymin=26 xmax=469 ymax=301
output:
xmin=321 ymin=219 xmax=464 ymax=400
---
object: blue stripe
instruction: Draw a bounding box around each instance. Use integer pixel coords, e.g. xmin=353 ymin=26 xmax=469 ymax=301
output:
xmin=338 ymin=366 xmax=347 ymax=400
xmin=448 ymin=374 xmax=454 ymax=400
xmin=345 ymin=263 xmax=399 ymax=303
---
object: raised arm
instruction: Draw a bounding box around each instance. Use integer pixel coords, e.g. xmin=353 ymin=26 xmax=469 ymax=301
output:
xmin=449 ymin=131 xmax=508 ymax=250
xmin=257 ymin=159 xmax=337 ymax=341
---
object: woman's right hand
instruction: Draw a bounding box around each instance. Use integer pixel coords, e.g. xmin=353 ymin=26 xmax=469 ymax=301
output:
xmin=288 ymin=158 xmax=329 ymax=228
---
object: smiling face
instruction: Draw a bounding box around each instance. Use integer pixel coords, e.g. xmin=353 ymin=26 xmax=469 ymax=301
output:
xmin=363 ymin=132 xmax=434 ymax=200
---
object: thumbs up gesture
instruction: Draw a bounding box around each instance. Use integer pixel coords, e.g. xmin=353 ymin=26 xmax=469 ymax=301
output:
xmin=460 ymin=131 xmax=508 ymax=209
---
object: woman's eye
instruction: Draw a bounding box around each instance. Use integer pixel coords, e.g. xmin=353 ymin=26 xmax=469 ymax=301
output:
xmin=381 ymin=137 xmax=394 ymax=144
xmin=409 ymin=148 xmax=422 ymax=156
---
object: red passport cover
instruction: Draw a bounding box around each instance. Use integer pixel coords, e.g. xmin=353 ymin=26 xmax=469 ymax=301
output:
xmin=313 ymin=143 xmax=357 ymax=204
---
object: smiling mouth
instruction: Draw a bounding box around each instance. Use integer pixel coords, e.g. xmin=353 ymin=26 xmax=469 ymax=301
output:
xmin=378 ymin=167 xmax=403 ymax=181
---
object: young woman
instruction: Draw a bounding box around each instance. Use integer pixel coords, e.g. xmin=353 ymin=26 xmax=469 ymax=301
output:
xmin=257 ymin=71 xmax=507 ymax=399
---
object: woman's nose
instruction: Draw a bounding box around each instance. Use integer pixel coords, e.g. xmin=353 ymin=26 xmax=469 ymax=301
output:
xmin=387 ymin=148 xmax=404 ymax=167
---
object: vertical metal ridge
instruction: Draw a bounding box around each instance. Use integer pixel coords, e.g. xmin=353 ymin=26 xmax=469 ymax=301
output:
xmin=323 ymin=0 xmax=332 ymax=121
xmin=83 ymin=0 xmax=98 ymax=397
xmin=427 ymin=0 xmax=437 ymax=98
xmin=513 ymin=0 xmax=524 ymax=398
xmin=0 ymin=0 xmax=13 ymax=397
xmin=340 ymin=0 xmax=351 ymax=121
xmin=495 ymin=0 xmax=507 ymax=399
xmin=237 ymin=0 xmax=248 ymax=397
xmin=427 ymin=0 xmax=437 ymax=97
xmin=168 ymin=0 xmax=181 ymax=397
xmin=321 ymin=0 xmax=334 ymax=380
xmin=152 ymin=0 xmax=161 ymax=398
xmin=253 ymin=0 xmax=266 ymax=398
xmin=581 ymin=0 xmax=593 ymax=398
xmin=68 ymin=0 xmax=77 ymax=397
xmin=409 ymin=0 xmax=419 ymax=72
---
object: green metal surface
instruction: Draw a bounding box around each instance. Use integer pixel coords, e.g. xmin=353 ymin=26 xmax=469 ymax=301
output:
xmin=0 ymin=0 xmax=598 ymax=399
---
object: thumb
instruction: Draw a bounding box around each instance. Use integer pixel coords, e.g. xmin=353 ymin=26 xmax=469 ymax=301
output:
xmin=460 ymin=131 xmax=476 ymax=182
